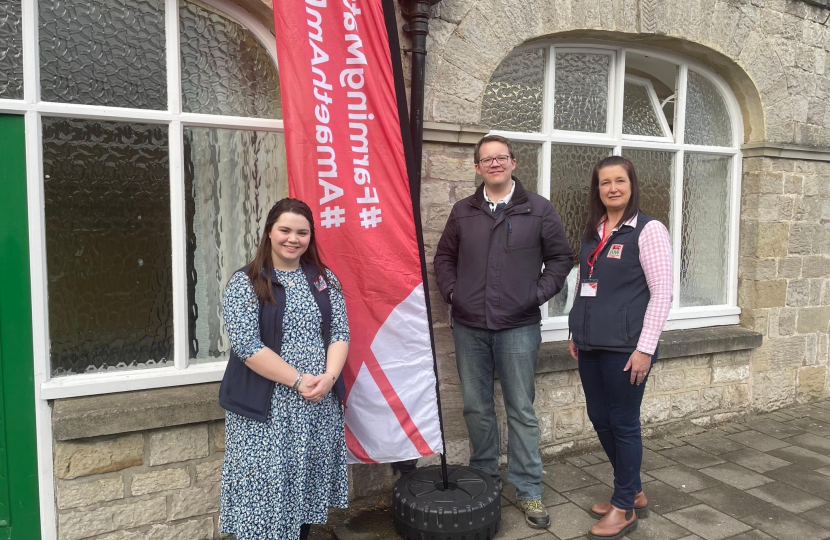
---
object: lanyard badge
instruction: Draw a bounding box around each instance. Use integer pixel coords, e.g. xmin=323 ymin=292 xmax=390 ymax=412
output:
xmin=583 ymin=223 xmax=609 ymax=297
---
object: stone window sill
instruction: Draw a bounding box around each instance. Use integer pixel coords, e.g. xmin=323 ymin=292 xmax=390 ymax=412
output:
xmin=52 ymin=326 xmax=762 ymax=441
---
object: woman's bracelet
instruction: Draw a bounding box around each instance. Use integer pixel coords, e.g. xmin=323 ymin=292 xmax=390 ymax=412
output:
xmin=325 ymin=371 xmax=336 ymax=383
xmin=291 ymin=372 xmax=303 ymax=391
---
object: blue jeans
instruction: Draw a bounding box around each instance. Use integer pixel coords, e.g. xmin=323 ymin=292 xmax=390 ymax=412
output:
xmin=578 ymin=348 xmax=654 ymax=510
xmin=452 ymin=321 xmax=543 ymax=501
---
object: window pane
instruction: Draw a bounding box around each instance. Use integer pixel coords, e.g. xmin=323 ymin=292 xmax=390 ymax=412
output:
xmin=548 ymin=145 xmax=612 ymax=317
xmin=180 ymin=0 xmax=281 ymax=119
xmin=622 ymin=82 xmax=664 ymax=137
xmin=621 ymin=149 xmax=674 ymax=230
xmin=684 ymin=71 xmax=732 ymax=147
xmin=185 ymin=128 xmax=288 ymax=361
xmin=43 ymin=118 xmax=172 ymax=375
xmin=0 ymin=0 xmax=23 ymax=99
xmin=481 ymin=48 xmax=545 ymax=133
xmin=554 ymin=52 xmax=610 ymax=133
xmin=681 ymin=153 xmax=731 ymax=307
xmin=39 ymin=0 xmax=167 ymax=109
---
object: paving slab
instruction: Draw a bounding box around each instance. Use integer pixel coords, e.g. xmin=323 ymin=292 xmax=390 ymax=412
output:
xmin=721 ymin=531 xmax=774 ymax=540
xmin=783 ymin=433 xmax=830 ymax=455
xmin=682 ymin=436 xmax=746 ymax=456
xmin=641 ymin=448 xmax=678 ymax=471
xmin=663 ymin=504 xmax=751 ymax=540
xmin=658 ymin=446 xmax=726 ymax=469
xmin=626 ymin=512 xmax=690 ymax=540
xmin=766 ymin=445 xmax=830 ymax=469
xmin=745 ymin=418 xmax=807 ymax=439
xmin=566 ymin=456 xmax=590 ymax=468
xmin=742 ymin=505 xmax=830 ymax=540
xmin=328 ymin=507 xmax=400 ymax=540
xmin=689 ymin=484 xmax=777 ymax=519
xmin=746 ymin=481 xmax=827 ymax=513
xmin=698 ymin=462 xmax=774 ymax=490
xmin=501 ymin=474 xmax=568 ymax=508
xmin=496 ymin=505 xmax=558 ymax=540
xmin=647 ymin=465 xmax=721 ymax=493
xmin=582 ymin=462 xmax=653 ymax=488
xmin=786 ymin=417 xmax=830 ymax=437
xmin=719 ymin=448 xmax=791 ymax=473
xmin=725 ymin=430 xmax=791 ymax=452
xmin=541 ymin=463 xmax=601 ymax=492
xmin=763 ymin=464 xmax=830 ymax=494
xmin=561 ymin=483 xmax=613 ymax=514
xmin=546 ymin=502 xmax=599 ymax=540
xmin=638 ymin=480 xmax=701 ymax=515
xmin=800 ymin=504 xmax=830 ymax=530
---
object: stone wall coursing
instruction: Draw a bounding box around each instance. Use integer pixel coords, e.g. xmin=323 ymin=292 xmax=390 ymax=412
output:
xmin=424 ymin=0 xmax=830 ymax=146
xmin=53 ymin=422 xmax=226 ymax=540
xmin=740 ymin=156 xmax=830 ymax=411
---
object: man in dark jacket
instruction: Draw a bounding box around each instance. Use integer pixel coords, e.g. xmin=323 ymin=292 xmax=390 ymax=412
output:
xmin=434 ymin=135 xmax=573 ymax=529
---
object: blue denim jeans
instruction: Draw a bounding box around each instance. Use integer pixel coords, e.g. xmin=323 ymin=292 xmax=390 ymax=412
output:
xmin=452 ymin=321 xmax=543 ymax=501
xmin=578 ymin=348 xmax=654 ymax=510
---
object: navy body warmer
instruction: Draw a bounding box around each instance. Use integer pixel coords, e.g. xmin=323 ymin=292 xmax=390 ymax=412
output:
xmin=219 ymin=260 xmax=345 ymax=422
xmin=568 ymin=212 xmax=654 ymax=353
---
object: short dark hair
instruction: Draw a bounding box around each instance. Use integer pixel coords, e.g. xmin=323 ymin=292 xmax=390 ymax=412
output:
xmin=474 ymin=135 xmax=515 ymax=163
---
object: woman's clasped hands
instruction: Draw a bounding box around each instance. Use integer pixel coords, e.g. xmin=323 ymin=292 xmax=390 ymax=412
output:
xmin=299 ymin=372 xmax=335 ymax=403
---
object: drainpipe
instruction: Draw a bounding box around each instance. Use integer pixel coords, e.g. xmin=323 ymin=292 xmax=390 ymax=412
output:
xmin=401 ymin=0 xmax=442 ymax=189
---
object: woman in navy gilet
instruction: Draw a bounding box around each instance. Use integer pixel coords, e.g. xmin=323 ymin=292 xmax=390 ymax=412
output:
xmin=218 ymin=198 xmax=349 ymax=540
xmin=568 ymin=157 xmax=673 ymax=540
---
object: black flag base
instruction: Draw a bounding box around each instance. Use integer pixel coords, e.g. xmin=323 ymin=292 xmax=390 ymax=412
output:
xmin=392 ymin=462 xmax=501 ymax=540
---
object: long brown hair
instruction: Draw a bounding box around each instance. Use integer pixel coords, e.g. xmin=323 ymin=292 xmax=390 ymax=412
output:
xmin=246 ymin=198 xmax=334 ymax=304
xmin=583 ymin=156 xmax=641 ymax=241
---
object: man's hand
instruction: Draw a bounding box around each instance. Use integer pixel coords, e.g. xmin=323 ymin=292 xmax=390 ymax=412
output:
xmin=623 ymin=351 xmax=652 ymax=385
xmin=568 ymin=340 xmax=579 ymax=360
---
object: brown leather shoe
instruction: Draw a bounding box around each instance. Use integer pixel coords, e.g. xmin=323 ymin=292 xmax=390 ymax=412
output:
xmin=587 ymin=506 xmax=637 ymax=540
xmin=590 ymin=491 xmax=649 ymax=519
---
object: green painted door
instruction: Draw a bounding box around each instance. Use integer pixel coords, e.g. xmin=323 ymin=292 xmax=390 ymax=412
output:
xmin=0 ymin=114 xmax=41 ymax=539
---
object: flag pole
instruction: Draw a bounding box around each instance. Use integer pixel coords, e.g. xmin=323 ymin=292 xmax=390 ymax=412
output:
xmin=382 ymin=0 xmax=449 ymax=488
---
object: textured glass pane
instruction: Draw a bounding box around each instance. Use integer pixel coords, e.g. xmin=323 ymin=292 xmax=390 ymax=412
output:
xmin=43 ymin=118 xmax=172 ymax=375
xmin=180 ymin=0 xmax=281 ymax=118
xmin=0 ymin=0 xmax=23 ymax=99
xmin=185 ymin=128 xmax=288 ymax=361
xmin=622 ymin=82 xmax=664 ymax=137
xmin=554 ymin=52 xmax=610 ymax=133
xmin=481 ymin=48 xmax=545 ymax=132
xmin=681 ymin=154 xmax=730 ymax=307
xmin=621 ymin=149 xmax=673 ymax=230
xmin=39 ymin=0 xmax=167 ymax=108
xmin=548 ymin=145 xmax=612 ymax=317
xmin=684 ymin=71 xmax=732 ymax=147
xmin=474 ymin=142 xmax=540 ymax=194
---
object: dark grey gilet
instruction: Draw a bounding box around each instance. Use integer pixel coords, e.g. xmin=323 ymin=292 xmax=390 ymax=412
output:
xmin=568 ymin=212 xmax=654 ymax=353
xmin=218 ymin=261 xmax=344 ymax=422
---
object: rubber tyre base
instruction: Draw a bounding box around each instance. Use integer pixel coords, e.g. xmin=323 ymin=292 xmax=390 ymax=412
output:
xmin=392 ymin=465 xmax=501 ymax=540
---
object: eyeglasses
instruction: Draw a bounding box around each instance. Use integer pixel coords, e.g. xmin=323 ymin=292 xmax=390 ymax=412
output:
xmin=478 ymin=155 xmax=511 ymax=168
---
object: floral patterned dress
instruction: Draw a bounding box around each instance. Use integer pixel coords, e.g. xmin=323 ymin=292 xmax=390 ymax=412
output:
xmin=219 ymin=267 xmax=349 ymax=540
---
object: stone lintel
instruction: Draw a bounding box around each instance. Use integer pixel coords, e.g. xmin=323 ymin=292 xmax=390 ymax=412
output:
xmin=742 ymin=142 xmax=830 ymax=162
xmin=534 ymin=326 xmax=763 ymax=376
xmin=52 ymin=383 xmax=224 ymax=442
xmin=423 ymin=122 xmax=489 ymax=144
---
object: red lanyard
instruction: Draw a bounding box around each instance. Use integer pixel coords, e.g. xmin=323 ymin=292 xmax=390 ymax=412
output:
xmin=586 ymin=222 xmax=610 ymax=278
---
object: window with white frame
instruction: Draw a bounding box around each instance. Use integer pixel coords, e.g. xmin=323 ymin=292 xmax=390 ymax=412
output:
xmin=1 ymin=0 xmax=288 ymax=398
xmin=480 ymin=43 xmax=743 ymax=342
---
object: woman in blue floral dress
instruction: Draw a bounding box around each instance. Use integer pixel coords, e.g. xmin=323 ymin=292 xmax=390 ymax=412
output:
xmin=218 ymin=198 xmax=349 ymax=540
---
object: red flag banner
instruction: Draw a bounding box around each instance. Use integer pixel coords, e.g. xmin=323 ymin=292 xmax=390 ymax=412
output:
xmin=273 ymin=0 xmax=443 ymax=463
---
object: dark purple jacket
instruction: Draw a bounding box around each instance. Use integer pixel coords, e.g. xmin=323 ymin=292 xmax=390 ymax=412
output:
xmin=434 ymin=178 xmax=574 ymax=330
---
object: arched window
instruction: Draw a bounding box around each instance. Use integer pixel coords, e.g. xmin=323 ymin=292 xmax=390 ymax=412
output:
xmin=480 ymin=42 xmax=742 ymax=341
xmin=1 ymin=0 xmax=288 ymax=397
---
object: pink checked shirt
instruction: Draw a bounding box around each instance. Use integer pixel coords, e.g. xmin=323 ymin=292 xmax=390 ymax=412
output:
xmin=576 ymin=214 xmax=673 ymax=355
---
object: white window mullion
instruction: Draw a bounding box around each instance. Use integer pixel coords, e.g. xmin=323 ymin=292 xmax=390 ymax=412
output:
xmin=612 ymin=48 xmax=625 ymax=141
xmin=675 ymin=65 xmax=688 ymax=146
xmin=671 ymin=149 xmax=684 ymax=309
xmin=727 ymin=151 xmax=742 ymax=306
xmin=166 ymin=0 xmax=183 ymax=115
xmin=21 ymin=0 xmax=39 ymax=104
xmin=169 ymin=120 xmax=189 ymax=369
